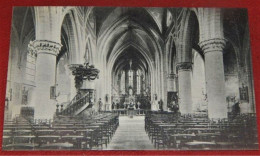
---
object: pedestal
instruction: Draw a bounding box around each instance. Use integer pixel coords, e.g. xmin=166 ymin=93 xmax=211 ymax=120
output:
xmin=105 ymin=103 xmax=110 ymax=111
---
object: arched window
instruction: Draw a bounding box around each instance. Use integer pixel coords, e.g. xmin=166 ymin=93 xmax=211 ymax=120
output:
xmin=25 ymin=50 xmax=36 ymax=82
xmin=121 ymin=71 xmax=125 ymax=94
xmin=136 ymin=70 xmax=141 ymax=94
xmin=128 ymin=70 xmax=133 ymax=87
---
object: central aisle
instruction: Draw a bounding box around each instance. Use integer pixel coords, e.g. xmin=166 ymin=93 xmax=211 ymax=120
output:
xmin=106 ymin=116 xmax=155 ymax=150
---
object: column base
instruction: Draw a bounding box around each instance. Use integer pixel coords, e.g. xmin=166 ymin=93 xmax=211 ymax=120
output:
xmin=105 ymin=103 xmax=111 ymax=111
xmin=34 ymin=102 xmax=56 ymax=120
xmin=33 ymin=90 xmax=57 ymax=120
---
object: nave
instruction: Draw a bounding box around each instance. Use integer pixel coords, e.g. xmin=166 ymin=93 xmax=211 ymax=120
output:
xmin=2 ymin=111 xmax=258 ymax=150
xmin=2 ymin=113 xmax=155 ymax=150
xmin=3 ymin=7 xmax=258 ymax=151
xmin=106 ymin=116 xmax=154 ymax=150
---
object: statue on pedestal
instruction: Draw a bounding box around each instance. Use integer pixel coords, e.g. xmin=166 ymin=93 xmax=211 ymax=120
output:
xmin=98 ymin=98 xmax=103 ymax=112
xmin=129 ymin=88 xmax=133 ymax=96
xmin=152 ymin=94 xmax=158 ymax=110
xmin=137 ymin=101 xmax=141 ymax=109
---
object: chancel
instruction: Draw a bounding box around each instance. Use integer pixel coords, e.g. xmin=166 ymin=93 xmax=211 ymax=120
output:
xmin=2 ymin=7 xmax=258 ymax=150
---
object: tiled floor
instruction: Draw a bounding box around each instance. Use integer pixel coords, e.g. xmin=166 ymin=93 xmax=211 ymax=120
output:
xmin=106 ymin=116 xmax=155 ymax=150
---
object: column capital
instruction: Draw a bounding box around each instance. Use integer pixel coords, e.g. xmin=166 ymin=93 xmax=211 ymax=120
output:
xmin=28 ymin=40 xmax=62 ymax=56
xmin=199 ymin=38 xmax=227 ymax=54
xmin=176 ymin=62 xmax=192 ymax=71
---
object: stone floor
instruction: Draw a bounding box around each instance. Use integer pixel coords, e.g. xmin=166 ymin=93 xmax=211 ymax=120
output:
xmin=106 ymin=116 xmax=155 ymax=150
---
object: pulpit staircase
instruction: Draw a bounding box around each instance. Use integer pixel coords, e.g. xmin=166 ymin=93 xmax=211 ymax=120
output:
xmin=56 ymin=62 xmax=99 ymax=118
xmin=59 ymin=91 xmax=91 ymax=116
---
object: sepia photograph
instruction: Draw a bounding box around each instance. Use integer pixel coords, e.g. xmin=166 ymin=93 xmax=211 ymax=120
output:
xmin=2 ymin=6 xmax=258 ymax=150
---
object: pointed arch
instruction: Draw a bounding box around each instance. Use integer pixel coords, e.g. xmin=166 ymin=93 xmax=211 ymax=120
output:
xmin=177 ymin=9 xmax=200 ymax=64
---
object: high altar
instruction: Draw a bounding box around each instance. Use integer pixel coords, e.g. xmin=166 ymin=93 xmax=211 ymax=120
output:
xmin=112 ymin=59 xmax=151 ymax=109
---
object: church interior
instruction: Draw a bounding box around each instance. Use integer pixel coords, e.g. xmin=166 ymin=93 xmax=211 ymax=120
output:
xmin=2 ymin=7 xmax=258 ymax=150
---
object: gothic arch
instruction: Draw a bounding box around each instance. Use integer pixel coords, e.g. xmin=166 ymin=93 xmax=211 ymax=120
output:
xmin=96 ymin=14 xmax=164 ymax=102
xmin=59 ymin=9 xmax=82 ymax=64
xmin=223 ymin=41 xmax=240 ymax=101
xmin=97 ymin=7 xmax=162 ymax=38
xmin=177 ymin=9 xmax=200 ymax=64
xmin=113 ymin=56 xmax=147 ymax=78
xmin=106 ymin=43 xmax=157 ymax=99
xmin=98 ymin=16 xmax=163 ymax=61
xmin=84 ymin=37 xmax=94 ymax=64
xmin=9 ymin=27 xmax=21 ymax=75
xmin=168 ymin=36 xmax=177 ymax=74
xmin=108 ymin=43 xmax=155 ymax=78
xmin=11 ymin=7 xmax=36 ymax=68
xmin=106 ymin=28 xmax=156 ymax=63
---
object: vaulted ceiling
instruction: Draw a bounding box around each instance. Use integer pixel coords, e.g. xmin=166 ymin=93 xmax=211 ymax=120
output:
xmin=94 ymin=7 xmax=164 ymax=37
xmin=90 ymin=7 xmax=186 ymax=78
xmin=94 ymin=7 xmax=181 ymax=74
xmin=12 ymin=7 xmax=35 ymax=44
xmin=11 ymin=7 xmax=248 ymax=73
xmin=113 ymin=46 xmax=149 ymax=76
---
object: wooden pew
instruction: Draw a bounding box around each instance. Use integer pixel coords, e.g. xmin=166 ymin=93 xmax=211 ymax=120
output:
xmin=2 ymin=113 xmax=119 ymax=150
xmin=145 ymin=112 xmax=258 ymax=150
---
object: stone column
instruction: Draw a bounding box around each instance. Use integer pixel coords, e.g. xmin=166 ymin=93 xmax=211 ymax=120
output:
xmin=177 ymin=62 xmax=193 ymax=114
xmin=29 ymin=40 xmax=62 ymax=119
xmin=199 ymin=38 xmax=227 ymax=119
xmin=167 ymin=73 xmax=176 ymax=92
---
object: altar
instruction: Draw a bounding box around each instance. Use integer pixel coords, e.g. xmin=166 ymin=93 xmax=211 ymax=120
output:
xmin=125 ymin=90 xmax=135 ymax=104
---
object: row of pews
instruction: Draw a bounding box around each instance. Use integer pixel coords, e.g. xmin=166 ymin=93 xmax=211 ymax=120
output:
xmin=145 ymin=111 xmax=258 ymax=150
xmin=2 ymin=113 xmax=119 ymax=150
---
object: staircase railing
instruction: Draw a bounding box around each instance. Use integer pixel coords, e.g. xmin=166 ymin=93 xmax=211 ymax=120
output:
xmin=60 ymin=92 xmax=90 ymax=116
xmin=66 ymin=92 xmax=85 ymax=108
